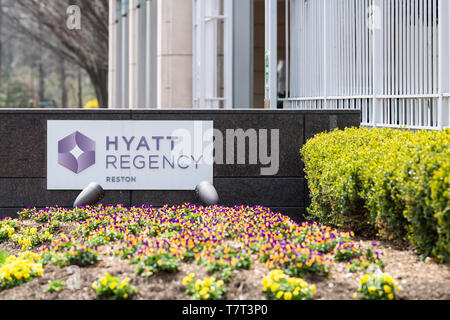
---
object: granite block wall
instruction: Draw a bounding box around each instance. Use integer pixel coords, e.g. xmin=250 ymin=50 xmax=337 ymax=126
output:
xmin=0 ymin=109 xmax=360 ymax=222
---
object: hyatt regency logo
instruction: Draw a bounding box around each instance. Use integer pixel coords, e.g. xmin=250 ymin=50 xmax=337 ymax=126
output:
xmin=58 ymin=131 xmax=96 ymax=174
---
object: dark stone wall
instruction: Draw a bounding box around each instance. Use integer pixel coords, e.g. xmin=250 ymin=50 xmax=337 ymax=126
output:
xmin=0 ymin=109 xmax=360 ymax=222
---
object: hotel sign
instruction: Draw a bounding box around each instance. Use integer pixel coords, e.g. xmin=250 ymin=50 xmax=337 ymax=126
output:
xmin=47 ymin=120 xmax=214 ymax=190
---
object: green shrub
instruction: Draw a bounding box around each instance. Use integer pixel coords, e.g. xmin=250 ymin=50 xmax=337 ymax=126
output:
xmin=300 ymin=127 xmax=450 ymax=262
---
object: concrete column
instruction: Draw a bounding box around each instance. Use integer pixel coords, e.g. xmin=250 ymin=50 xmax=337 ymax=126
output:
xmin=115 ymin=15 xmax=123 ymax=109
xmin=157 ymin=0 xmax=193 ymax=108
xmin=146 ymin=0 xmax=157 ymax=108
xmin=233 ymin=0 xmax=253 ymax=108
xmin=108 ymin=0 xmax=116 ymax=108
xmin=264 ymin=0 xmax=277 ymax=109
xmin=128 ymin=0 xmax=137 ymax=109
xmin=121 ymin=8 xmax=129 ymax=108
xmin=136 ymin=1 xmax=147 ymax=108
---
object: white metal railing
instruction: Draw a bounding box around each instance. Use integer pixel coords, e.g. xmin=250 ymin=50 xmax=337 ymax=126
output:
xmin=193 ymin=0 xmax=233 ymax=109
xmin=277 ymin=0 xmax=450 ymax=129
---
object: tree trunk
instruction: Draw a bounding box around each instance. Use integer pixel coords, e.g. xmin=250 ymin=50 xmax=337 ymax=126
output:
xmin=0 ymin=0 xmax=3 ymax=80
xmin=78 ymin=66 xmax=83 ymax=108
xmin=38 ymin=19 xmax=45 ymax=101
xmin=86 ymin=67 xmax=108 ymax=108
xmin=38 ymin=55 xmax=45 ymax=101
xmin=59 ymin=55 xmax=67 ymax=108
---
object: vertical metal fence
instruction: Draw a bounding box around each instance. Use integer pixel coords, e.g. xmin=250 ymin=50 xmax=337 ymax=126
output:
xmin=281 ymin=0 xmax=450 ymax=129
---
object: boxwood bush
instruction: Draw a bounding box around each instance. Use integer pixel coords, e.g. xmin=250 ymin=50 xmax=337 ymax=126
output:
xmin=300 ymin=127 xmax=449 ymax=262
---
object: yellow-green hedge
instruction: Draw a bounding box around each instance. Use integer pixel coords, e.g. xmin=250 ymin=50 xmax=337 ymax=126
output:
xmin=300 ymin=127 xmax=450 ymax=262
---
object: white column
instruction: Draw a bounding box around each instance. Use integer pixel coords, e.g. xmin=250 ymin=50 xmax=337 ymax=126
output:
xmin=146 ymin=0 xmax=157 ymax=108
xmin=197 ymin=0 xmax=206 ymax=109
xmin=438 ymin=0 xmax=450 ymax=128
xmin=372 ymin=0 xmax=384 ymax=126
xmin=129 ymin=0 xmax=137 ymax=109
xmin=265 ymin=0 xmax=277 ymax=109
xmin=121 ymin=3 xmax=129 ymax=109
xmin=136 ymin=1 xmax=147 ymax=108
xmin=233 ymin=0 xmax=252 ymax=109
xmin=115 ymin=1 xmax=123 ymax=108
xmin=224 ymin=0 xmax=233 ymax=109
xmin=108 ymin=0 xmax=116 ymax=108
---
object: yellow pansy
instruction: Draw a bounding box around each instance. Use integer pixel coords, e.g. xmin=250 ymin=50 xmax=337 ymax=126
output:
xmin=276 ymin=291 xmax=284 ymax=299
xmin=284 ymin=292 xmax=292 ymax=300
xmin=270 ymin=283 xmax=279 ymax=292
xmin=311 ymin=285 xmax=316 ymax=294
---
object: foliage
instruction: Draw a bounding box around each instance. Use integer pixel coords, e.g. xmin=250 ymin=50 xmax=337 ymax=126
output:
xmin=354 ymin=272 xmax=399 ymax=300
xmin=300 ymin=127 xmax=450 ymax=262
xmin=262 ymin=270 xmax=316 ymax=300
xmin=0 ymin=79 xmax=32 ymax=108
xmin=182 ymin=273 xmax=226 ymax=300
xmin=92 ymin=273 xmax=137 ymax=300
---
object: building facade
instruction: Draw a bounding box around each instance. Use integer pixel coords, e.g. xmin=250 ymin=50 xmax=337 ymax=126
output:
xmin=109 ymin=0 xmax=256 ymax=110
xmin=109 ymin=0 xmax=449 ymax=129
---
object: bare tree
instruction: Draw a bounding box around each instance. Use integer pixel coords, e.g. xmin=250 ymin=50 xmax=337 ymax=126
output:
xmin=59 ymin=55 xmax=67 ymax=108
xmin=0 ymin=0 xmax=3 ymax=79
xmin=8 ymin=0 xmax=109 ymax=108
xmin=78 ymin=66 xmax=83 ymax=108
xmin=38 ymin=17 xmax=45 ymax=101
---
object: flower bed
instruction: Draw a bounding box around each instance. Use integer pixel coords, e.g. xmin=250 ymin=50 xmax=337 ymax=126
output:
xmin=0 ymin=204 xmax=397 ymax=300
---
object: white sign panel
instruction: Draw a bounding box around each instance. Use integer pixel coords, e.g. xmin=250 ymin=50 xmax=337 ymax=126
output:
xmin=47 ymin=120 xmax=214 ymax=190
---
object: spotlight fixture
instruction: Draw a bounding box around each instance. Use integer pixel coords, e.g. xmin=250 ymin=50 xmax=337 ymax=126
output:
xmin=195 ymin=181 xmax=219 ymax=206
xmin=73 ymin=182 xmax=105 ymax=208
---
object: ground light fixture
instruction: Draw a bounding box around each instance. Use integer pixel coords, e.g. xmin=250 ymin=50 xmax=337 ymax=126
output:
xmin=195 ymin=181 xmax=219 ymax=206
xmin=73 ymin=182 xmax=105 ymax=208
